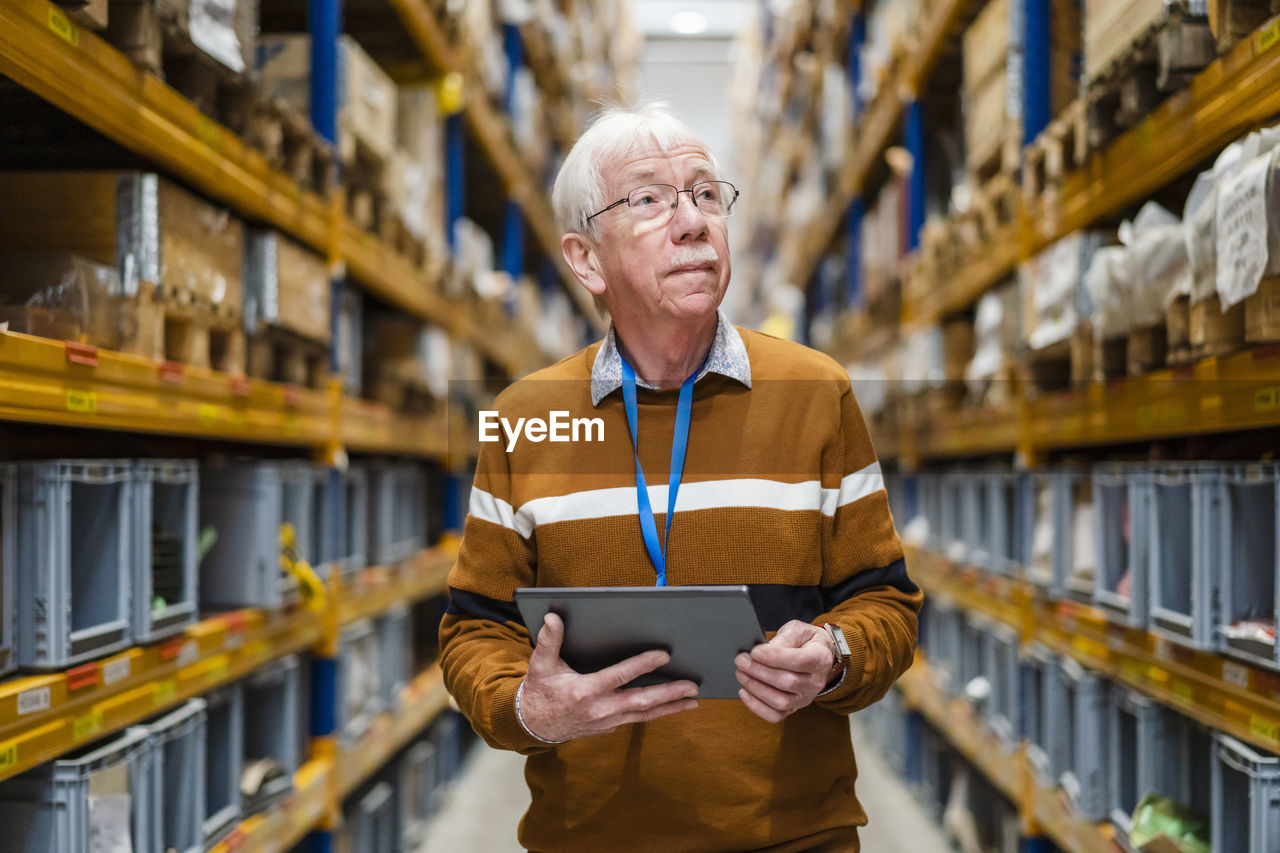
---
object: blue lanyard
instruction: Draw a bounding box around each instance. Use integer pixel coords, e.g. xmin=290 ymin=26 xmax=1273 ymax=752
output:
xmin=619 ymin=355 xmax=698 ymax=586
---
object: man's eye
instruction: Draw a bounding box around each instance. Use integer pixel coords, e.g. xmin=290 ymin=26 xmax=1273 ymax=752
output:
xmin=634 ymin=194 xmax=658 ymax=206
xmin=697 ymin=188 xmax=716 ymax=201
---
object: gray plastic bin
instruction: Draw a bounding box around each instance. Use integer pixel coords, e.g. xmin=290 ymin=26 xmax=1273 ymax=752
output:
xmin=1093 ymin=465 xmax=1150 ymax=629
xmin=1148 ymin=463 xmax=1220 ymax=650
xmin=0 ymin=465 xmax=17 ymax=675
xmin=983 ymin=620 xmax=1020 ymax=749
xmin=399 ymin=739 xmax=437 ymax=848
xmin=939 ymin=472 xmax=966 ymax=563
xmin=1218 ymin=464 xmax=1280 ymax=669
xmin=959 ymin=612 xmax=990 ymax=701
xmin=1107 ymin=687 xmax=1163 ymax=836
xmin=378 ymin=604 xmax=412 ymax=712
xmin=1053 ymin=657 xmax=1109 ymax=821
xmin=918 ymin=473 xmax=944 ymax=551
xmin=200 ymin=461 xmax=297 ymax=610
xmin=203 ymin=682 xmax=245 ymax=845
xmin=1053 ymin=470 xmax=1095 ymax=604
xmin=1025 ymin=472 xmax=1058 ymax=592
xmin=338 ymin=619 xmax=384 ymax=744
xmin=925 ymin=596 xmax=963 ymax=694
xmin=133 ymin=698 xmax=207 ymax=853
xmin=960 ymin=471 xmax=991 ymax=569
xmin=133 ymin=460 xmax=199 ymax=643
xmin=342 ymin=778 xmax=399 ymax=853
xmin=367 ymin=463 xmax=426 ymax=566
xmin=986 ymin=471 xmax=1024 ymax=577
xmin=14 ymin=460 xmax=133 ymax=668
xmin=242 ymin=654 xmax=303 ymax=814
xmin=279 ymin=461 xmax=317 ymax=570
xmin=0 ymin=727 xmax=152 ymax=852
xmin=312 ymin=466 xmax=368 ymax=579
xmin=1212 ymin=732 xmax=1280 ymax=853
xmin=1020 ymin=642 xmax=1055 ymax=783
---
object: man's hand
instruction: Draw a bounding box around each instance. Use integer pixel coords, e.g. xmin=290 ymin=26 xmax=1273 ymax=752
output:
xmin=519 ymin=613 xmax=700 ymax=743
xmin=735 ymin=620 xmax=837 ymax=723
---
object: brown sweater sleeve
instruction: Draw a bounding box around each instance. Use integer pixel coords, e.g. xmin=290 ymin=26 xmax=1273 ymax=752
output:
xmin=438 ymin=441 xmax=556 ymax=755
xmin=813 ymin=379 xmax=922 ymax=715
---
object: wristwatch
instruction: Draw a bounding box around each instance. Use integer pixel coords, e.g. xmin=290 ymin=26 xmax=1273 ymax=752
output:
xmin=823 ymin=623 xmax=852 ymax=672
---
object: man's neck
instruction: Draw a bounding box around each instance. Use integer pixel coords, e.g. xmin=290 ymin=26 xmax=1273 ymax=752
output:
xmin=615 ymin=314 xmax=718 ymax=390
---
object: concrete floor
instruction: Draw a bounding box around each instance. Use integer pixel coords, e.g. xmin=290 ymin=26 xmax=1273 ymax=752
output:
xmin=415 ymin=719 xmax=953 ymax=853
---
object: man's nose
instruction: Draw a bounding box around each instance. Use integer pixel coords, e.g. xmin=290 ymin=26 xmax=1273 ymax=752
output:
xmin=670 ymin=191 xmax=709 ymax=241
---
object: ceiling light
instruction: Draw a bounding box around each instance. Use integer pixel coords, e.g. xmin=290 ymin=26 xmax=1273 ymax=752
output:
xmin=670 ymin=10 xmax=709 ymax=35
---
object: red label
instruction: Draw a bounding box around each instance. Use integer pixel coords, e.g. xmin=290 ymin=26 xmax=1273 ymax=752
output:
xmin=230 ymin=375 xmax=251 ymax=397
xmin=64 ymin=342 xmax=98 ymax=367
xmin=158 ymin=361 xmax=184 ymax=383
xmin=66 ymin=662 xmax=100 ymax=691
xmin=158 ymin=636 xmax=186 ymax=661
xmin=283 ymin=385 xmax=301 ymax=407
xmin=222 ymin=611 xmax=248 ymax=634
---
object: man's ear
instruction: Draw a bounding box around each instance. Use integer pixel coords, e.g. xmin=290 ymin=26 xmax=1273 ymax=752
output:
xmin=561 ymin=232 xmax=607 ymax=298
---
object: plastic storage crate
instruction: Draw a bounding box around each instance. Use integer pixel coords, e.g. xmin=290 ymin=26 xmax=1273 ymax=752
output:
xmin=430 ymin=711 xmax=467 ymax=790
xmin=1092 ymin=465 xmax=1150 ymax=629
xmin=132 ymin=460 xmax=199 ymax=643
xmin=1052 ymin=657 xmax=1109 ymax=821
xmin=1217 ymin=463 xmax=1279 ymax=669
xmin=939 ymin=472 xmax=967 ymax=562
xmin=925 ymin=596 xmax=963 ymax=694
xmin=1020 ymin=642 xmax=1055 ymax=783
xmin=338 ymin=618 xmax=384 ymax=744
xmin=200 ymin=461 xmax=297 ymax=610
xmin=917 ymin=473 xmax=944 ymax=550
xmin=0 ymin=465 xmax=17 ymax=675
xmin=986 ymin=470 xmax=1025 ymax=577
xmin=1148 ymin=463 xmax=1220 ymax=650
xmin=367 ymin=463 xmax=427 ymax=566
xmin=959 ymin=612 xmax=991 ymax=701
xmin=134 ymin=698 xmax=207 ymax=853
xmin=1107 ymin=687 xmax=1164 ymax=836
xmin=279 ymin=461 xmax=317 ymax=570
xmin=1025 ymin=472 xmax=1058 ymax=592
xmin=0 ymin=726 xmax=152 ymax=852
xmin=203 ymin=682 xmax=245 ymax=845
xmin=398 ymin=739 xmax=438 ymax=848
xmin=242 ymin=654 xmax=303 ymax=815
xmin=378 ymin=604 xmax=412 ymax=712
xmin=1053 ymin=469 xmax=1095 ymax=604
xmin=960 ymin=470 xmax=991 ymax=569
xmin=1212 ymin=732 xmax=1280 ymax=853
xmin=983 ymin=620 xmax=1020 ymax=749
xmin=14 ymin=460 xmax=133 ymax=669
xmin=312 ymin=466 xmax=368 ymax=578
xmin=342 ymin=779 xmax=399 ymax=853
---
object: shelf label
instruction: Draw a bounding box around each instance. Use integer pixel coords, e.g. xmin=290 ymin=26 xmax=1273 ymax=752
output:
xmin=102 ymin=657 xmax=130 ymax=686
xmin=207 ymin=655 xmax=230 ymax=683
xmin=1171 ymin=680 xmax=1194 ymax=702
xmin=65 ymin=389 xmax=97 ymax=414
xmin=197 ymin=404 xmax=220 ymax=425
xmin=47 ymin=8 xmax=79 ymax=47
xmin=1250 ymin=715 xmax=1280 ymax=745
xmin=73 ymin=711 xmax=104 ymax=741
xmin=153 ymin=680 xmax=177 ymax=707
xmin=16 ymin=686 xmax=51 ymax=716
xmin=178 ymin=641 xmax=199 ymax=666
xmin=1258 ymin=20 xmax=1280 ymax=53
xmin=1223 ymin=661 xmax=1251 ymax=688
xmin=0 ymin=741 xmax=17 ymax=773
xmin=246 ymin=640 xmax=269 ymax=661
xmin=1256 ymin=387 xmax=1280 ymax=413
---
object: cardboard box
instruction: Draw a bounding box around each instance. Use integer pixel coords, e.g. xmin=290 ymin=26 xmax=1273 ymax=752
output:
xmin=56 ymin=0 xmax=108 ymax=30
xmin=245 ymin=231 xmax=331 ymax=344
xmin=257 ymin=34 xmax=398 ymax=164
xmin=964 ymin=0 xmax=1009 ymax=94
xmin=0 ymin=251 xmax=125 ymax=348
xmin=1084 ymin=0 xmax=1167 ymax=81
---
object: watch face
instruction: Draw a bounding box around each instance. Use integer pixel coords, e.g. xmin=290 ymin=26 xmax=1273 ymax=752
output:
xmin=826 ymin=624 xmax=851 ymax=660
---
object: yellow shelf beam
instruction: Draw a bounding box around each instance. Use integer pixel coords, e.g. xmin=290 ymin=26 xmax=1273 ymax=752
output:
xmin=336 ymin=547 xmax=455 ymax=627
xmin=0 ymin=608 xmax=322 ymax=782
xmin=908 ymin=547 xmax=1280 ymax=755
xmin=0 ymin=0 xmax=331 ymax=256
xmin=385 ymin=0 xmax=602 ymax=330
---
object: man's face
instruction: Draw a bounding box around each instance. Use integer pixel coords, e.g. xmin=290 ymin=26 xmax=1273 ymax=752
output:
xmin=591 ymin=142 xmax=731 ymax=326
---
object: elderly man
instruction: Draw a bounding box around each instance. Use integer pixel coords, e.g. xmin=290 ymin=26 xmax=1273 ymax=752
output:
xmin=439 ymin=103 xmax=920 ymax=853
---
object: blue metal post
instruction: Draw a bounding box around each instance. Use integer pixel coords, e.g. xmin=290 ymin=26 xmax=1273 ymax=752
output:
xmin=502 ymin=23 xmax=523 ymax=116
xmin=905 ymin=99 xmax=926 ymax=252
xmin=308 ymin=0 xmax=340 ymax=144
xmin=1019 ymin=839 xmax=1056 ymax=853
xmin=446 ymin=114 xmax=465 ymax=252
xmin=1022 ymin=0 xmax=1051 ymax=144
xmin=311 ymin=657 xmax=337 ymax=737
xmin=305 ymin=832 xmax=335 ymax=853
xmin=845 ymin=197 xmax=864 ymax=309
xmin=502 ymin=202 xmax=525 ymax=316
xmin=849 ymin=11 xmax=866 ymax=117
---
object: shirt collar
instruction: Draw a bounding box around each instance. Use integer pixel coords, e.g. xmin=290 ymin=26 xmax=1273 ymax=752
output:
xmin=589 ymin=310 xmax=752 ymax=407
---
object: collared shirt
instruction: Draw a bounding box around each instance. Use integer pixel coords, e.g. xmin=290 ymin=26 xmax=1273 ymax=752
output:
xmin=589 ymin=310 xmax=752 ymax=406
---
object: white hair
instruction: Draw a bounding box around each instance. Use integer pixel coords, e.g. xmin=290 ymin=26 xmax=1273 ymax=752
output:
xmin=551 ymin=101 xmax=724 ymax=241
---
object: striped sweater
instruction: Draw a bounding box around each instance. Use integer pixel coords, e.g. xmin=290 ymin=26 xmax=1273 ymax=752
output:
xmin=440 ymin=327 xmax=921 ymax=853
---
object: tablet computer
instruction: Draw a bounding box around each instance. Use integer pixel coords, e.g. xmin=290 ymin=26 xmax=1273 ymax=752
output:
xmin=514 ymin=585 xmax=766 ymax=699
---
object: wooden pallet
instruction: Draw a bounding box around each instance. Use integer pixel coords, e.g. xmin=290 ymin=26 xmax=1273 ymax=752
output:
xmin=1189 ymin=294 xmax=1247 ymax=360
xmin=1209 ymin=0 xmax=1277 ymax=53
xmin=1023 ymin=99 xmax=1089 ymax=202
xmin=247 ymin=326 xmax=329 ymax=390
xmin=121 ymin=283 xmax=246 ymax=374
xmin=223 ymin=95 xmax=334 ymax=197
xmin=1084 ymin=4 xmax=1216 ymax=153
xmin=1166 ymin=295 xmax=1194 ymax=366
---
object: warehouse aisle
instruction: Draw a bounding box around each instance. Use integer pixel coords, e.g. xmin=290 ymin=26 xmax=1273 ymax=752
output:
xmin=417 ymin=719 xmax=951 ymax=853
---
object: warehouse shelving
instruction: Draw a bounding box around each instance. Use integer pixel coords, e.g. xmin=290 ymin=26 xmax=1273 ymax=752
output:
xmin=908 ymin=547 xmax=1280 ymax=756
xmin=0 ymin=544 xmax=453 ymax=786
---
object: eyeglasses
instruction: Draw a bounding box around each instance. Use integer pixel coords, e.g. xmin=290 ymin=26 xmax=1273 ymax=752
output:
xmin=585 ymin=181 xmax=740 ymax=226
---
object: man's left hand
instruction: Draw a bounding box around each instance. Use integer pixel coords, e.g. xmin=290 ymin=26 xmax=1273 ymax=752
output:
xmin=734 ymin=620 xmax=837 ymax=723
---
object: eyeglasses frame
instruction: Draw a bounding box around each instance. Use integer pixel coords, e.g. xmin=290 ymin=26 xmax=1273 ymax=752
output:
xmin=584 ymin=180 xmax=740 ymax=225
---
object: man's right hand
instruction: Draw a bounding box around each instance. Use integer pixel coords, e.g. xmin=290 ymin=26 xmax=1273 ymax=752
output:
xmin=519 ymin=612 xmax=700 ymax=743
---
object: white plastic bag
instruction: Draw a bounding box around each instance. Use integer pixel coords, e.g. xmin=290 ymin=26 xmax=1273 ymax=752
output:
xmin=1122 ymin=201 xmax=1188 ymax=324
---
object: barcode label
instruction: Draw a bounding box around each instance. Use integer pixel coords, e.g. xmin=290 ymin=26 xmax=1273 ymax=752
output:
xmin=16 ymin=687 xmax=50 ymax=715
